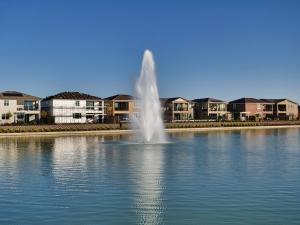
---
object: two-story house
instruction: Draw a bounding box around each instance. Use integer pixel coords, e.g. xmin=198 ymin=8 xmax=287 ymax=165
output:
xmin=228 ymin=97 xmax=274 ymax=121
xmin=261 ymin=99 xmax=299 ymax=120
xmin=192 ymin=98 xmax=229 ymax=121
xmin=161 ymin=97 xmax=193 ymax=122
xmin=104 ymin=94 xmax=137 ymax=123
xmin=41 ymin=92 xmax=104 ymax=123
xmin=0 ymin=91 xmax=41 ymax=124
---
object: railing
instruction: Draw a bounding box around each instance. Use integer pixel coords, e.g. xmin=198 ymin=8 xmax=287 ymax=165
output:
xmin=17 ymin=106 xmax=39 ymax=111
xmin=42 ymin=106 xmax=104 ymax=111
xmin=86 ymin=107 xmax=103 ymax=111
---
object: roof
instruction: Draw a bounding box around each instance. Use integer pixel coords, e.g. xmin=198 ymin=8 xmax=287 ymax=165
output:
xmin=0 ymin=91 xmax=41 ymax=100
xmin=261 ymin=98 xmax=299 ymax=105
xmin=160 ymin=97 xmax=191 ymax=105
xmin=229 ymin=97 xmax=265 ymax=104
xmin=193 ymin=98 xmax=225 ymax=103
xmin=104 ymin=94 xmax=135 ymax=101
xmin=42 ymin=92 xmax=102 ymax=101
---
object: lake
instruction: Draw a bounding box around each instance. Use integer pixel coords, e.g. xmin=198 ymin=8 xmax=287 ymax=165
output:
xmin=0 ymin=128 xmax=299 ymax=225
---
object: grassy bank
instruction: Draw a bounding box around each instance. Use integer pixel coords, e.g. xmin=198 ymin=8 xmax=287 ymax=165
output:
xmin=0 ymin=121 xmax=300 ymax=133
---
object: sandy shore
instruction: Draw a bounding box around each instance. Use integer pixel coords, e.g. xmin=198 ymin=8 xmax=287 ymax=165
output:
xmin=0 ymin=125 xmax=299 ymax=137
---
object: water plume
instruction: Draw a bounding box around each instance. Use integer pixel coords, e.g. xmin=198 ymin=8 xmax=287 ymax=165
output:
xmin=134 ymin=50 xmax=167 ymax=143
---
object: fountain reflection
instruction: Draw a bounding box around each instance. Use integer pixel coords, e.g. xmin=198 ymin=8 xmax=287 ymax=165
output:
xmin=130 ymin=144 xmax=166 ymax=225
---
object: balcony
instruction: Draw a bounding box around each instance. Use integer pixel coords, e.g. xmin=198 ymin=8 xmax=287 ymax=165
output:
xmin=114 ymin=102 xmax=129 ymax=111
xmin=173 ymin=103 xmax=188 ymax=112
xmin=278 ymin=105 xmax=286 ymax=112
xmin=86 ymin=106 xmax=103 ymax=111
xmin=263 ymin=104 xmax=273 ymax=113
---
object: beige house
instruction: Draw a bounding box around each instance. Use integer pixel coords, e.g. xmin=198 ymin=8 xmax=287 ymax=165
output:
xmin=0 ymin=91 xmax=40 ymax=124
xmin=261 ymin=99 xmax=299 ymax=120
xmin=161 ymin=97 xmax=193 ymax=122
xmin=104 ymin=94 xmax=138 ymax=123
xmin=193 ymin=98 xmax=230 ymax=121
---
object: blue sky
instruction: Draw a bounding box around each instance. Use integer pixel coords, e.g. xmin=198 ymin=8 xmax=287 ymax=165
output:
xmin=0 ymin=0 xmax=299 ymax=102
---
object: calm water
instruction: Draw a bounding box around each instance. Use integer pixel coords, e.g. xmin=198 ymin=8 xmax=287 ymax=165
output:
xmin=0 ymin=128 xmax=300 ymax=225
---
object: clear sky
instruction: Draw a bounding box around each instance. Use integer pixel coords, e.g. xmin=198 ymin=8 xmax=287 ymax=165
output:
xmin=0 ymin=0 xmax=299 ymax=102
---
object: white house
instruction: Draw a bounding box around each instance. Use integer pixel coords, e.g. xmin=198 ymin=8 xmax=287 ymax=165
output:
xmin=41 ymin=92 xmax=105 ymax=123
xmin=0 ymin=91 xmax=41 ymax=125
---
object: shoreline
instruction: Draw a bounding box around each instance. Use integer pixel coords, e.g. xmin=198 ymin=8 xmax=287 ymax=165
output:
xmin=0 ymin=125 xmax=300 ymax=137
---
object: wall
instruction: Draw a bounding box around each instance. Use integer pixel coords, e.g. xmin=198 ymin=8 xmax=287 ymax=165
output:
xmin=0 ymin=99 xmax=17 ymax=124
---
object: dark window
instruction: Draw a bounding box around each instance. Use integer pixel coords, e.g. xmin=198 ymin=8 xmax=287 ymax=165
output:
xmin=114 ymin=102 xmax=129 ymax=111
xmin=17 ymin=113 xmax=24 ymax=121
xmin=278 ymin=104 xmax=286 ymax=111
xmin=24 ymin=101 xmax=35 ymax=110
xmin=73 ymin=113 xmax=82 ymax=119
xmin=86 ymin=115 xmax=94 ymax=119
xmin=264 ymin=104 xmax=273 ymax=112
xmin=2 ymin=113 xmax=10 ymax=120
xmin=116 ymin=114 xmax=129 ymax=121
xmin=4 ymin=99 xmax=9 ymax=106
xmin=75 ymin=101 xmax=80 ymax=107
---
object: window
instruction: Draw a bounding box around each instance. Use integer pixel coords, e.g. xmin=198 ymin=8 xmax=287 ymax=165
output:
xmin=209 ymin=103 xmax=218 ymax=111
xmin=218 ymin=104 xmax=226 ymax=111
xmin=73 ymin=113 xmax=82 ymax=119
xmin=24 ymin=101 xmax=34 ymax=110
xmin=264 ymin=104 xmax=273 ymax=112
xmin=116 ymin=114 xmax=129 ymax=121
xmin=201 ymin=103 xmax=208 ymax=110
xmin=75 ymin=101 xmax=80 ymax=107
xmin=278 ymin=104 xmax=286 ymax=111
xmin=4 ymin=99 xmax=9 ymax=106
xmin=174 ymin=103 xmax=188 ymax=111
xmin=1 ymin=113 xmax=10 ymax=120
xmin=114 ymin=102 xmax=129 ymax=111
xmin=86 ymin=115 xmax=94 ymax=119
xmin=86 ymin=101 xmax=95 ymax=110
xmin=17 ymin=113 xmax=24 ymax=121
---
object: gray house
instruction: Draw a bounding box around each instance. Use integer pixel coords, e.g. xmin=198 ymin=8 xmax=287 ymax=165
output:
xmin=193 ymin=98 xmax=229 ymax=121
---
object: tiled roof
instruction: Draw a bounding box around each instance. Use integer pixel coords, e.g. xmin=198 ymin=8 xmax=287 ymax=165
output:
xmin=193 ymin=98 xmax=225 ymax=103
xmin=160 ymin=97 xmax=191 ymax=104
xmin=42 ymin=92 xmax=102 ymax=101
xmin=104 ymin=94 xmax=135 ymax=101
xmin=261 ymin=99 xmax=298 ymax=105
xmin=0 ymin=91 xmax=41 ymax=100
xmin=229 ymin=97 xmax=265 ymax=104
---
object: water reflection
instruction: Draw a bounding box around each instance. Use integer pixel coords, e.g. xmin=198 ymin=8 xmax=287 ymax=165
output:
xmin=0 ymin=128 xmax=299 ymax=225
xmin=130 ymin=144 xmax=165 ymax=225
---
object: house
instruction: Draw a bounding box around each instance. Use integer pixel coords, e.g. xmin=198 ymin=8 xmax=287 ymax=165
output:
xmin=228 ymin=97 xmax=274 ymax=121
xmin=192 ymin=98 xmax=230 ymax=121
xmin=161 ymin=97 xmax=193 ymax=122
xmin=41 ymin=92 xmax=104 ymax=123
xmin=104 ymin=94 xmax=138 ymax=123
xmin=0 ymin=91 xmax=40 ymax=124
xmin=260 ymin=99 xmax=299 ymax=120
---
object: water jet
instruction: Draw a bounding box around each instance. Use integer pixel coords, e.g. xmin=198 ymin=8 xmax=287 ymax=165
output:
xmin=134 ymin=50 xmax=167 ymax=143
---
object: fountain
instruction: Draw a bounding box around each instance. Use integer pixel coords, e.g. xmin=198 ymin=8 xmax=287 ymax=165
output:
xmin=134 ymin=50 xmax=167 ymax=143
